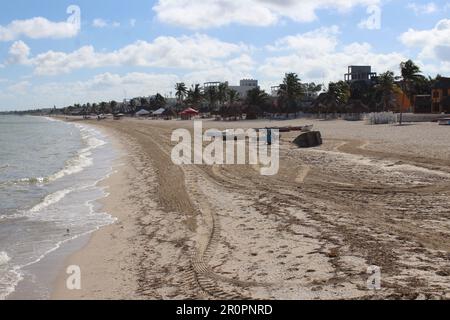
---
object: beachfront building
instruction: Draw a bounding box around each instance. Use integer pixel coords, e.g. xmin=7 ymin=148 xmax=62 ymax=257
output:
xmin=203 ymin=79 xmax=259 ymax=99
xmin=413 ymin=95 xmax=432 ymax=113
xmin=229 ymin=79 xmax=259 ymax=98
xmin=432 ymin=77 xmax=450 ymax=113
xmin=203 ymin=82 xmax=222 ymax=89
xmin=344 ymin=66 xmax=377 ymax=83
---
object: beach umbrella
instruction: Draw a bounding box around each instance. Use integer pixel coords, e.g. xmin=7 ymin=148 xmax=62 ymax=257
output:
xmin=135 ymin=109 xmax=150 ymax=117
xmin=152 ymin=108 xmax=166 ymax=116
xmin=180 ymin=107 xmax=199 ymax=115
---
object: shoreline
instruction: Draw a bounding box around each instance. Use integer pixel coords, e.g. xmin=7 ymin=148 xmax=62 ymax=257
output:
xmin=4 ymin=117 xmax=122 ymax=300
xmin=51 ymin=121 xmax=142 ymax=300
xmin=14 ymin=117 xmax=450 ymax=300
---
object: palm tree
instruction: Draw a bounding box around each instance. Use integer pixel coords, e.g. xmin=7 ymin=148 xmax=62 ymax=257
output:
xmin=399 ymin=59 xmax=423 ymax=124
xmin=246 ymin=87 xmax=269 ymax=107
xmin=328 ymin=81 xmax=350 ymax=106
xmin=140 ymin=97 xmax=150 ymax=110
xmin=204 ymin=86 xmax=218 ymax=112
xmin=217 ymin=83 xmax=228 ymax=107
xmin=245 ymin=87 xmax=268 ymax=119
xmin=303 ymin=82 xmax=323 ymax=96
xmin=278 ymin=73 xmax=304 ymax=117
xmin=151 ymin=93 xmax=166 ymax=110
xmin=98 ymin=102 xmax=106 ymax=114
xmin=376 ymin=71 xmax=400 ymax=112
xmin=110 ymin=101 xmax=118 ymax=114
xmin=227 ymin=89 xmax=240 ymax=105
xmin=129 ymin=99 xmax=138 ymax=114
xmin=175 ymin=83 xmax=187 ymax=104
xmin=186 ymin=84 xmax=203 ymax=107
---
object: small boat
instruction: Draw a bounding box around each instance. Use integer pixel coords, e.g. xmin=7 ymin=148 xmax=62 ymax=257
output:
xmin=291 ymin=125 xmax=313 ymax=132
xmin=438 ymin=118 xmax=450 ymax=125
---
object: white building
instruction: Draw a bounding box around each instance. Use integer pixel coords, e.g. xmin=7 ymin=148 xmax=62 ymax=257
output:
xmin=229 ymin=79 xmax=259 ymax=98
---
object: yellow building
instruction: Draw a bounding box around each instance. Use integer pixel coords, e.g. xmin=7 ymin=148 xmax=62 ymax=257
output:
xmin=432 ymin=77 xmax=450 ymax=113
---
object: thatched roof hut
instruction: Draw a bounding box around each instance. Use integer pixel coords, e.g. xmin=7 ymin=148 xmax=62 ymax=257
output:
xmin=162 ymin=108 xmax=177 ymax=119
xmin=343 ymin=99 xmax=369 ymax=114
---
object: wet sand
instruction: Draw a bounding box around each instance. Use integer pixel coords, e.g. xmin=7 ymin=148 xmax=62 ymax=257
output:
xmin=52 ymin=118 xmax=450 ymax=300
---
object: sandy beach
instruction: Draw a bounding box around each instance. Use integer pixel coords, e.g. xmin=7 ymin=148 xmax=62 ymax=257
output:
xmin=52 ymin=118 xmax=450 ymax=300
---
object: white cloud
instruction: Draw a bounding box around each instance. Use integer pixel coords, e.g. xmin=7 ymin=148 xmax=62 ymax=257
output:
xmin=9 ymin=34 xmax=249 ymax=76
xmin=407 ymin=2 xmax=437 ymax=15
xmin=259 ymin=27 xmax=406 ymax=85
xmin=0 ymin=72 xmax=180 ymax=109
xmin=130 ymin=19 xmax=137 ymax=27
xmin=400 ymin=19 xmax=450 ymax=62
xmin=93 ymin=19 xmax=120 ymax=28
xmin=93 ymin=19 xmax=107 ymax=28
xmin=0 ymin=16 xmax=79 ymax=41
xmin=6 ymin=41 xmax=31 ymax=64
xmin=153 ymin=0 xmax=380 ymax=29
xmin=266 ymin=26 xmax=340 ymax=56
xmin=6 ymin=81 xmax=30 ymax=95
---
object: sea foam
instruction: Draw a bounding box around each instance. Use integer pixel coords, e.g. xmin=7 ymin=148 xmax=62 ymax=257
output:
xmin=0 ymin=251 xmax=10 ymax=265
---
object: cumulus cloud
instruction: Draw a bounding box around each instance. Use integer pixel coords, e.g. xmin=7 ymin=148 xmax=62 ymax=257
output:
xmin=6 ymin=41 xmax=31 ymax=64
xmin=266 ymin=26 xmax=340 ymax=56
xmin=153 ymin=0 xmax=380 ymax=29
xmin=0 ymin=7 xmax=80 ymax=41
xmin=406 ymin=2 xmax=437 ymax=15
xmin=259 ymin=27 xmax=406 ymax=85
xmin=400 ymin=19 xmax=450 ymax=62
xmin=0 ymin=72 xmax=180 ymax=109
xmin=92 ymin=18 xmax=121 ymax=28
xmin=8 ymin=34 xmax=249 ymax=75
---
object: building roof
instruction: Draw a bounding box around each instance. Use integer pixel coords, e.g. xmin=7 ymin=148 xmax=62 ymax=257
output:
xmin=136 ymin=109 xmax=150 ymax=116
xmin=433 ymin=77 xmax=450 ymax=90
xmin=152 ymin=108 xmax=165 ymax=115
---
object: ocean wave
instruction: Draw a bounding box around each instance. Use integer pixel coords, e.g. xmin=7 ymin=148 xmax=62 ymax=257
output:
xmin=1 ymin=124 xmax=107 ymax=188
xmin=0 ymin=251 xmax=20 ymax=300
xmin=0 ymin=267 xmax=22 ymax=300
xmin=43 ymin=116 xmax=57 ymax=122
xmin=47 ymin=126 xmax=106 ymax=182
xmin=28 ymin=188 xmax=74 ymax=214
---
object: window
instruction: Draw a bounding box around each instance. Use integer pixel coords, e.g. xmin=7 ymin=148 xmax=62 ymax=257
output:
xmin=433 ymin=91 xmax=440 ymax=98
xmin=444 ymin=90 xmax=449 ymax=97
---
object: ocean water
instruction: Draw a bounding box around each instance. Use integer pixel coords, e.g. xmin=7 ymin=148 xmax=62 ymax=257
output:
xmin=0 ymin=116 xmax=117 ymax=299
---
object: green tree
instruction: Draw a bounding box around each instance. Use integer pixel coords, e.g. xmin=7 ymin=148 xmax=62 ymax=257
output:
xmin=186 ymin=84 xmax=203 ymax=107
xmin=399 ymin=59 xmax=423 ymax=124
xmin=302 ymin=82 xmax=322 ymax=95
xmin=245 ymin=87 xmax=269 ymax=107
xmin=328 ymin=81 xmax=351 ymax=106
xmin=376 ymin=71 xmax=400 ymax=112
xmin=217 ymin=83 xmax=229 ymax=107
xmin=204 ymin=86 xmax=219 ymax=112
xmin=175 ymin=83 xmax=187 ymax=104
xmin=109 ymin=101 xmax=116 ymax=113
xmin=151 ymin=93 xmax=167 ymax=110
xmin=227 ymin=89 xmax=240 ymax=105
xmin=278 ymin=73 xmax=304 ymax=116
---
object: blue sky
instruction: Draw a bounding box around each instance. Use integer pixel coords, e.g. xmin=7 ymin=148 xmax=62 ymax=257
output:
xmin=1 ymin=0 xmax=450 ymax=110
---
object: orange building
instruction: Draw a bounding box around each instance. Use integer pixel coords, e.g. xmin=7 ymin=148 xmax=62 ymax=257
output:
xmin=432 ymin=77 xmax=450 ymax=113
